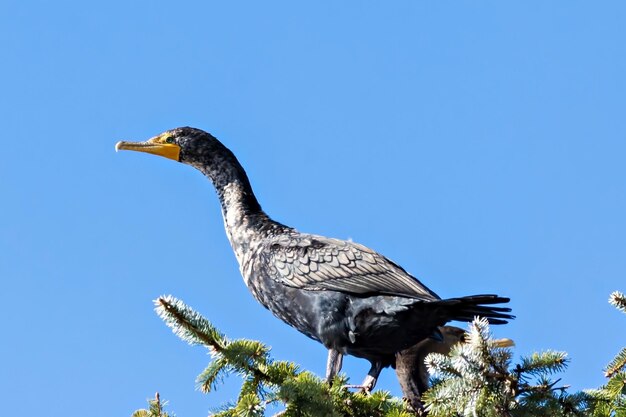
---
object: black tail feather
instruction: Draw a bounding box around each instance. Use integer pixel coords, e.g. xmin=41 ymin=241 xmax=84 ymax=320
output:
xmin=437 ymin=294 xmax=515 ymax=325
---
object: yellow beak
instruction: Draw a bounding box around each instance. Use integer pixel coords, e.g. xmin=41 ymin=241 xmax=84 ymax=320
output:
xmin=115 ymin=140 xmax=181 ymax=161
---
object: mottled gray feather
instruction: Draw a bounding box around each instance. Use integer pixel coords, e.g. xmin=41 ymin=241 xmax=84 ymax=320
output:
xmin=258 ymin=234 xmax=440 ymax=300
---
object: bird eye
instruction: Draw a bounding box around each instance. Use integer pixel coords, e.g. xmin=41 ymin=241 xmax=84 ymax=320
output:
xmin=165 ymin=136 xmax=174 ymax=144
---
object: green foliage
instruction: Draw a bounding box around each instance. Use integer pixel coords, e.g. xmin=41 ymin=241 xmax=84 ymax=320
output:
xmin=609 ymin=291 xmax=626 ymax=314
xmin=196 ymin=358 xmax=230 ymax=393
xmin=137 ymin=291 xmax=626 ymax=417
xmin=155 ymin=295 xmax=226 ymax=350
xmin=132 ymin=393 xmax=172 ymax=417
xmin=422 ymin=317 xmax=589 ymax=417
xmin=422 ymin=317 xmax=517 ymax=417
xmin=517 ymin=351 xmax=569 ymax=376
xmin=605 ymin=348 xmax=626 ymax=379
xmin=586 ymin=291 xmax=626 ymax=417
xmin=421 ymin=290 xmax=626 ymax=416
xmin=154 ymin=295 xmax=411 ymax=416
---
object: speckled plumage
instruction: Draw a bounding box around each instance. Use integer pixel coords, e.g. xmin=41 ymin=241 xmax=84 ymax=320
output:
xmin=129 ymin=127 xmax=513 ymax=391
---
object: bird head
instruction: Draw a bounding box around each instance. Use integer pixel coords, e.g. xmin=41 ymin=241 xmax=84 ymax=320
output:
xmin=115 ymin=127 xmax=256 ymax=197
xmin=115 ymin=127 xmax=223 ymax=167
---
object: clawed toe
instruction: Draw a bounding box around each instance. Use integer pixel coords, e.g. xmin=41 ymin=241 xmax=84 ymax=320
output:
xmin=342 ymin=384 xmax=373 ymax=394
xmin=343 ymin=374 xmax=376 ymax=394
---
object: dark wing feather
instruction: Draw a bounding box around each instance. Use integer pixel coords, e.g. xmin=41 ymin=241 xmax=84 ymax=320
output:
xmin=258 ymin=234 xmax=440 ymax=300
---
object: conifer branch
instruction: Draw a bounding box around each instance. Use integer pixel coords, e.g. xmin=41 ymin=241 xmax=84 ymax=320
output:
xmin=155 ymin=296 xmax=271 ymax=385
xmin=132 ymin=392 xmax=172 ymax=417
xmin=610 ymin=291 xmax=626 ymax=314
xmin=605 ymin=347 xmax=626 ymax=379
xmin=585 ymin=291 xmax=626 ymax=416
xmin=138 ymin=292 xmax=626 ymax=416
xmin=196 ymin=358 xmax=230 ymax=393
xmin=517 ymin=351 xmax=569 ymax=377
xmin=155 ymin=296 xmax=226 ymax=350
xmin=423 ymin=317 xmax=588 ymax=416
xmin=154 ymin=295 xmax=411 ymax=416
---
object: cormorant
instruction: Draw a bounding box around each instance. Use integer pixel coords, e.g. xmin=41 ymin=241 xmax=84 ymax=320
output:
xmin=116 ymin=127 xmax=513 ymax=391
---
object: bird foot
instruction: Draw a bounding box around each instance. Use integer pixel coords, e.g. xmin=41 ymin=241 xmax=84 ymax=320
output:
xmin=343 ymin=375 xmax=377 ymax=394
xmin=342 ymin=384 xmax=373 ymax=394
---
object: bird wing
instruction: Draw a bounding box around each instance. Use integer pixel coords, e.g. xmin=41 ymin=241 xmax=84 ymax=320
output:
xmin=257 ymin=234 xmax=440 ymax=300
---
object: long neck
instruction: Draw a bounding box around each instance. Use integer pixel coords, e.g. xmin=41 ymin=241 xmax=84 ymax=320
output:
xmin=191 ymin=147 xmax=283 ymax=264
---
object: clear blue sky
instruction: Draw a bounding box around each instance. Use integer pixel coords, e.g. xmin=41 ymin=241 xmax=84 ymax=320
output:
xmin=1 ymin=1 xmax=625 ymax=416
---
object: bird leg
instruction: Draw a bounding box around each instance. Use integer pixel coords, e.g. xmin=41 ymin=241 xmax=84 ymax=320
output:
xmin=325 ymin=349 xmax=343 ymax=385
xmin=360 ymin=361 xmax=384 ymax=392
xmin=344 ymin=361 xmax=384 ymax=393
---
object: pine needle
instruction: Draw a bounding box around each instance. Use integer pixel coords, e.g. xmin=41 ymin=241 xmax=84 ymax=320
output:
xmin=155 ymin=295 xmax=226 ymax=351
xmin=610 ymin=291 xmax=626 ymax=314
xmin=606 ymin=348 xmax=626 ymax=379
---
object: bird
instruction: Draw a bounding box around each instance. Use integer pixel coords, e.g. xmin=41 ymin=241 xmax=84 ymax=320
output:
xmin=116 ymin=127 xmax=514 ymax=392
